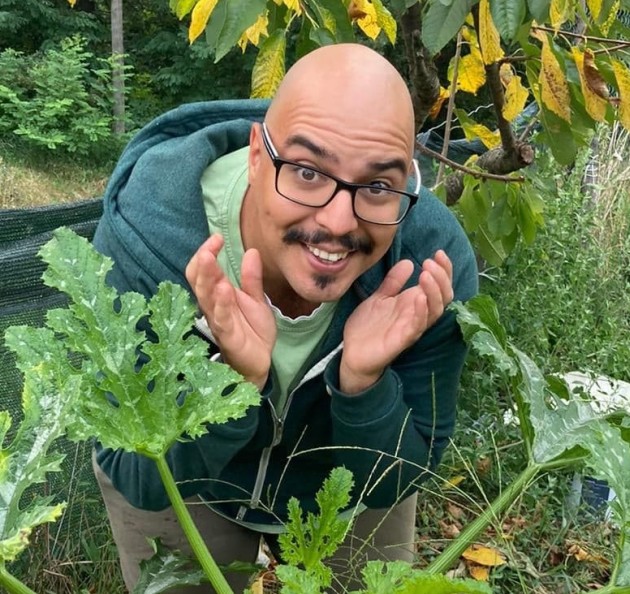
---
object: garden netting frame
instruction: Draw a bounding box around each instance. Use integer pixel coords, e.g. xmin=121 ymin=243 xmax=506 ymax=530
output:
xmin=0 ymin=197 xmax=105 ymax=567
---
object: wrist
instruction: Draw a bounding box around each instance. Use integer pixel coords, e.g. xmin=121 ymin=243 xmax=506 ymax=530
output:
xmin=339 ymin=359 xmax=383 ymax=395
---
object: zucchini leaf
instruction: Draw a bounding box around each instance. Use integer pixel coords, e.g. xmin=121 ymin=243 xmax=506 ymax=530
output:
xmin=0 ymin=325 xmax=77 ymax=562
xmin=38 ymin=227 xmax=260 ymax=459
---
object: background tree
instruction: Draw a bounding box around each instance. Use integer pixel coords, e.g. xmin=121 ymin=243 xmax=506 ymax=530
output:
xmin=170 ymin=0 xmax=630 ymax=264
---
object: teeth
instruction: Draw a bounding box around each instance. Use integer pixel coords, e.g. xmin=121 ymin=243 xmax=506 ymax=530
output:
xmin=307 ymin=245 xmax=349 ymax=263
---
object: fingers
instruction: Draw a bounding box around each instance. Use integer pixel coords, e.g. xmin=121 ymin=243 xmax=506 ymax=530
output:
xmin=419 ymin=250 xmax=454 ymax=324
xmin=374 ymin=259 xmax=414 ymax=298
xmin=240 ymin=248 xmax=266 ymax=303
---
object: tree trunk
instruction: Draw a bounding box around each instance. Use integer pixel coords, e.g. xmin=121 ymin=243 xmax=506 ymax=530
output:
xmin=111 ymin=0 xmax=125 ymax=135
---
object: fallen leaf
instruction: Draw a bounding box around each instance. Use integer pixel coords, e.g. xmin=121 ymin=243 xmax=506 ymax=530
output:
xmin=468 ymin=563 xmax=491 ymax=581
xmin=443 ymin=475 xmax=466 ymax=489
xmin=462 ymin=544 xmax=507 ymax=567
xmin=439 ymin=519 xmax=462 ymax=539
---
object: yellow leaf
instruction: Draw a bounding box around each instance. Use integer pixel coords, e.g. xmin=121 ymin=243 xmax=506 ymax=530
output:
xmin=571 ymin=47 xmax=607 ymax=122
xmin=373 ymin=0 xmax=396 ymax=44
xmin=612 ymin=59 xmax=630 ymax=131
xmin=454 ymin=51 xmax=487 ymax=95
xmin=238 ymin=12 xmax=269 ymax=51
xmin=429 ymin=86 xmax=450 ymax=120
xmin=353 ymin=0 xmax=381 ymax=40
xmin=461 ymin=120 xmax=502 ymax=149
xmin=443 ymin=475 xmax=466 ymax=489
xmin=478 ymin=0 xmax=504 ymax=65
xmin=67 ymin=0 xmax=77 ymax=6
xmin=189 ymin=0 xmax=219 ymax=44
xmin=550 ymin=0 xmax=575 ymax=31
xmin=251 ymin=31 xmax=286 ymax=99
xmin=468 ymin=563 xmax=491 ymax=581
xmin=501 ymin=64 xmax=529 ymax=121
xmin=600 ymin=0 xmax=620 ymax=34
xmin=586 ymin=0 xmax=602 ymax=19
xmin=281 ymin=0 xmax=302 ymax=16
xmin=539 ymin=34 xmax=571 ymax=122
xmin=462 ymin=544 xmax=507 ymax=567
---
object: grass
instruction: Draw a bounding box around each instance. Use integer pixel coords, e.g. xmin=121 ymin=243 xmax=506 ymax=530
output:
xmin=0 ymin=140 xmax=114 ymax=210
xmin=2 ymin=124 xmax=630 ymax=593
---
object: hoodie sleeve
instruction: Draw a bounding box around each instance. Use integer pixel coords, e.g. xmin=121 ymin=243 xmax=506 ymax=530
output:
xmin=324 ymin=192 xmax=479 ymax=509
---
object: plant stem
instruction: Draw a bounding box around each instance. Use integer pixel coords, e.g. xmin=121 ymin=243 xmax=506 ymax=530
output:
xmin=0 ymin=566 xmax=39 ymax=594
xmin=426 ymin=463 xmax=541 ymax=575
xmin=153 ymin=455 xmax=234 ymax=594
xmin=609 ymin=525 xmax=626 ymax=587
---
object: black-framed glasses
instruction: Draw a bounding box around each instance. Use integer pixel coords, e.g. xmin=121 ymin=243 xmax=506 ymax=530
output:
xmin=261 ymin=122 xmax=421 ymax=225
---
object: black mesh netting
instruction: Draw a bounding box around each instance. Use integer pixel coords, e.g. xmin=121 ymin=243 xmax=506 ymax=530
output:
xmin=0 ymin=198 xmax=107 ymax=569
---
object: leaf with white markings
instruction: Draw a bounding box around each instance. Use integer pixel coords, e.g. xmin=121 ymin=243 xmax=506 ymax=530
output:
xmin=0 ymin=325 xmax=77 ymax=562
xmin=38 ymin=227 xmax=260 ymax=459
xmin=452 ymin=296 xmax=622 ymax=465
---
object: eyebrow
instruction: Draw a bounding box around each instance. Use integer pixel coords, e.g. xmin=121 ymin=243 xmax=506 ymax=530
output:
xmin=284 ymin=134 xmax=409 ymax=177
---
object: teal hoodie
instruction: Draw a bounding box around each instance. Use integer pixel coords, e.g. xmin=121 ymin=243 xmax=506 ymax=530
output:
xmin=93 ymin=99 xmax=478 ymax=528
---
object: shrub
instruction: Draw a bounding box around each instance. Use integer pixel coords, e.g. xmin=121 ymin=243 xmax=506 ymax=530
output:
xmin=0 ymin=36 xmax=125 ymax=155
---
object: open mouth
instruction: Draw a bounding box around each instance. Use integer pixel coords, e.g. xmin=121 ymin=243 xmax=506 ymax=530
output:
xmin=306 ymin=244 xmax=350 ymax=263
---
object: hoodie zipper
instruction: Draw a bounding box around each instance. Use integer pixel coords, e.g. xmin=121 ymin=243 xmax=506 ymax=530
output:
xmin=239 ymin=343 xmax=343 ymax=520
xmin=195 ymin=316 xmax=344 ymax=520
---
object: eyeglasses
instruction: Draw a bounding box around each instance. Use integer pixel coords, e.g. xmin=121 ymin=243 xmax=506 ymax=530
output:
xmin=260 ymin=123 xmax=421 ymax=225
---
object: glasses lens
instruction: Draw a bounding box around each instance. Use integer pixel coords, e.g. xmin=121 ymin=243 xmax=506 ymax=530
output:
xmin=277 ymin=163 xmax=336 ymax=206
xmin=355 ymin=188 xmax=410 ymax=224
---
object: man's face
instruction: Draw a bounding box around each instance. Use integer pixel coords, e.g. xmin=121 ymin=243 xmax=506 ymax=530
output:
xmin=243 ymin=108 xmax=414 ymax=310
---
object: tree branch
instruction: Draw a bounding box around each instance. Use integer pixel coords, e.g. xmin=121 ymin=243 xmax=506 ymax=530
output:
xmin=400 ymin=3 xmax=441 ymax=132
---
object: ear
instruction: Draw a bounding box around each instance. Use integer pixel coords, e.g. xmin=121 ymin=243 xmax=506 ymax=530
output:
xmin=248 ymin=122 xmax=263 ymax=185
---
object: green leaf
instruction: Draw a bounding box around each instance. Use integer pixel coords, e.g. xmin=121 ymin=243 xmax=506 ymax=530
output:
xmin=487 ymin=194 xmax=516 ymax=237
xmin=584 ymin=422 xmax=630 ymax=586
xmin=422 ymin=0 xmax=474 ymax=55
xmin=274 ymin=565 xmax=323 ymax=594
xmin=37 ymin=228 xmax=260 ymax=459
xmin=251 ymin=29 xmax=286 ymax=99
xmin=204 ymin=0 xmax=267 ymax=63
xmin=0 ymin=325 xmax=78 ymax=562
xmin=452 ymin=296 xmax=626 ymax=466
xmin=174 ymin=0 xmax=198 ymax=19
xmin=516 ymin=183 xmax=545 ymax=245
xmin=373 ymin=0 xmax=397 ymax=43
xmin=358 ymin=560 xmax=417 ymax=593
xmin=313 ymin=0 xmax=355 ymax=42
xmin=278 ymin=467 xmax=354 ymax=588
xmin=397 ymin=571 xmax=493 ymax=593
xmin=132 ymin=538 xmax=206 ymax=594
xmin=491 ymin=0 xmax=526 ymax=40
xmin=527 ymin=0 xmax=550 ymax=22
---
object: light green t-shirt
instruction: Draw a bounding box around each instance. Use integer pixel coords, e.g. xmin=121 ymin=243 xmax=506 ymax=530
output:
xmin=200 ymin=147 xmax=338 ymax=411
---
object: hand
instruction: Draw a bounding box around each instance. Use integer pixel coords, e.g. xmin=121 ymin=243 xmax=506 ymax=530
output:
xmin=185 ymin=234 xmax=277 ymax=390
xmin=339 ymin=250 xmax=454 ymax=394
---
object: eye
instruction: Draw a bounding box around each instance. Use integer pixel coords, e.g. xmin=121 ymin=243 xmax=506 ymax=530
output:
xmin=366 ymin=181 xmax=390 ymax=195
xmin=288 ymin=165 xmax=324 ymax=185
xmin=298 ymin=167 xmax=317 ymax=182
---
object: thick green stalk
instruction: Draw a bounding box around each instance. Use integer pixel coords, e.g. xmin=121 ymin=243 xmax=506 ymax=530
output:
xmin=0 ymin=565 xmax=38 ymax=594
xmin=153 ymin=455 xmax=234 ymax=594
xmin=426 ymin=463 xmax=541 ymax=575
xmin=609 ymin=527 xmax=627 ymax=588
xmin=587 ymin=586 xmax=630 ymax=593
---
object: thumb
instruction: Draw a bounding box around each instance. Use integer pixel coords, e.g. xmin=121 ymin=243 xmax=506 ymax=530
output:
xmin=374 ymin=259 xmax=415 ymax=298
xmin=240 ymin=248 xmax=266 ymax=302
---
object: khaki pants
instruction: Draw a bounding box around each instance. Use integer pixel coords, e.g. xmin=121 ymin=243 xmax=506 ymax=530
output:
xmin=93 ymin=456 xmax=417 ymax=593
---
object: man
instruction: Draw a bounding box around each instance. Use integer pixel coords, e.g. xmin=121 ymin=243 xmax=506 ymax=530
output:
xmin=92 ymin=43 xmax=478 ymax=593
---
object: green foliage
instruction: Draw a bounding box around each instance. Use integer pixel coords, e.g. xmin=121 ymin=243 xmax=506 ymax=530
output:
xmin=421 ymin=0 xmax=475 ymax=55
xmin=0 ymin=36 xmax=121 ymax=155
xmin=37 ymin=227 xmax=260 ymax=458
xmin=277 ymin=467 xmax=354 ymax=590
xmin=131 ymin=538 xmax=205 ymax=594
xmin=481 ymin=146 xmax=630 ymax=382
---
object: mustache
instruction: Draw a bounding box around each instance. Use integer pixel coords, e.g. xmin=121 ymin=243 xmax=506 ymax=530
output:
xmin=283 ymin=229 xmax=373 ymax=255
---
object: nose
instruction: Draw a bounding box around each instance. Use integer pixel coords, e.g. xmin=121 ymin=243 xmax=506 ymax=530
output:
xmin=313 ymin=188 xmax=359 ymax=236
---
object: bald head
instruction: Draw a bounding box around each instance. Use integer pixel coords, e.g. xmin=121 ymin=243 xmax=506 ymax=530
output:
xmin=266 ymin=44 xmax=415 ymax=156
